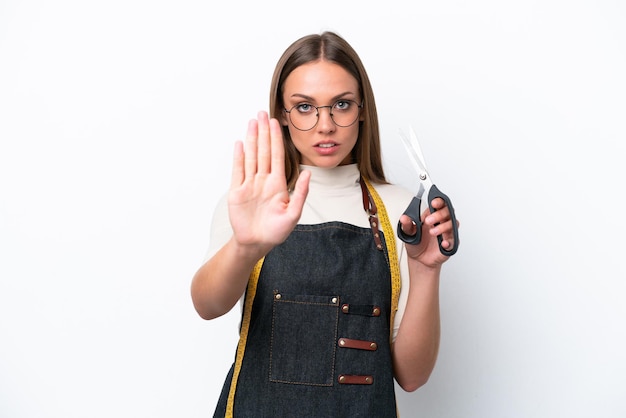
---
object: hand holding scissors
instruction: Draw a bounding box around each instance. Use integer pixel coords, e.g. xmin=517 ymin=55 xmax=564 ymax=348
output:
xmin=397 ymin=127 xmax=459 ymax=256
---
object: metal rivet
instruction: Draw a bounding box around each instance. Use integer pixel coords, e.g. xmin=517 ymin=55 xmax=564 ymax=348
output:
xmin=365 ymin=377 xmax=372 ymax=384
xmin=275 ymin=294 xmax=281 ymax=300
xmin=370 ymin=342 xmax=377 ymax=350
xmin=341 ymin=304 xmax=349 ymax=313
xmin=376 ymin=244 xmax=383 ymax=250
xmin=339 ymin=375 xmax=346 ymax=383
xmin=372 ymin=307 xmax=380 ymax=316
xmin=371 ymin=221 xmax=377 ymax=228
xmin=339 ymin=339 xmax=345 ymax=346
xmin=331 ymin=297 xmax=338 ymax=304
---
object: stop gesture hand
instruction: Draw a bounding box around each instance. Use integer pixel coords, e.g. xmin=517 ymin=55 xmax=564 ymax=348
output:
xmin=228 ymin=111 xmax=310 ymax=257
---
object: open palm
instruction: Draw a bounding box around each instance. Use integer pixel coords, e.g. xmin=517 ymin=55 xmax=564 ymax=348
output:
xmin=227 ymin=111 xmax=310 ymax=256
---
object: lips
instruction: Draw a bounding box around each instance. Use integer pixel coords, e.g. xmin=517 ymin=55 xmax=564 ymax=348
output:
xmin=312 ymin=141 xmax=340 ymax=157
xmin=315 ymin=142 xmax=337 ymax=148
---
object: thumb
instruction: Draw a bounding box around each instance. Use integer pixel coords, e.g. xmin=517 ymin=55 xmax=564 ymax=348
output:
xmin=287 ymin=170 xmax=311 ymax=218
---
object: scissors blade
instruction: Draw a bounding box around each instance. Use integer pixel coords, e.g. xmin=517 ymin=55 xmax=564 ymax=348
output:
xmin=399 ymin=127 xmax=429 ymax=180
xmin=408 ymin=126 xmax=428 ymax=173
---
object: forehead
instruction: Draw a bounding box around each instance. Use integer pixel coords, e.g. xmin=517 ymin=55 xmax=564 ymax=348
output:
xmin=282 ymin=61 xmax=359 ymax=101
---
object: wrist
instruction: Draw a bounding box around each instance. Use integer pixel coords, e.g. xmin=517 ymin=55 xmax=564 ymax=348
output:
xmin=229 ymin=237 xmax=271 ymax=265
xmin=407 ymin=257 xmax=442 ymax=279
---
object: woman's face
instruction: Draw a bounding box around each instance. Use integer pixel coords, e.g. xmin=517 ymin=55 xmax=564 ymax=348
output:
xmin=281 ymin=60 xmax=361 ymax=168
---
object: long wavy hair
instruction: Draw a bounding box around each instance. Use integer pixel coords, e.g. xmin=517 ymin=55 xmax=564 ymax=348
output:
xmin=269 ymin=31 xmax=387 ymax=190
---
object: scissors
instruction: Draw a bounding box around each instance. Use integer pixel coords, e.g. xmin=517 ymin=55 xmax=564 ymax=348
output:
xmin=396 ymin=127 xmax=459 ymax=256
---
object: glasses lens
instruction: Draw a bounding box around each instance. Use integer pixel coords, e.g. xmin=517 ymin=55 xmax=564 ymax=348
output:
xmin=331 ymin=100 xmax=360 ymax=127
xmin=286 ymin=100 xmax=361 ymax=131
xmin=288 ymin=103 xmax=317 ymax=131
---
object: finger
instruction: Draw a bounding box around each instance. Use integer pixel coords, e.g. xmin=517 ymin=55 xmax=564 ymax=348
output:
xmin=287 ymin=169 xmax=311 ymax=219
xmin=244 ymin=118 xmax=259 ymax=180
xmin=430 ymin=197 xmax=446 ymax=210
xmin=257 ymin=111 xmax=271 ymax=174
xmin=441 ymin=239 xmax=454 ymax=251
xmin=231 ymin=140 xmax=244 ymax=188
xmin=441 ymin=225 xmax=459 ymax=250
xmin=399 ymin=214 xmax=418 ymax=236
xmin=443 ymin=219 xmax=460 ymax=241
xmin=425 ymin=205 xmax=450 ymax=226
xmin=269 ymin=116 xmax=285 ymax=177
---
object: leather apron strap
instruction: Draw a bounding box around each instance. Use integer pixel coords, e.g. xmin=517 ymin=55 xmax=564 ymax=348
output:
xmin=360 ymin=177 xmax=402 ymax=343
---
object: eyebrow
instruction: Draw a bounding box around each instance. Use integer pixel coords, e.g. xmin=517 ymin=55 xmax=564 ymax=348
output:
xmin=289 ymin=91 xmax=357 ymax=102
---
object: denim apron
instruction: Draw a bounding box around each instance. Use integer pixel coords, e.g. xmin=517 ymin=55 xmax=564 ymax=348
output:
xmin=214 ymin=179 xmax=401 ymax=417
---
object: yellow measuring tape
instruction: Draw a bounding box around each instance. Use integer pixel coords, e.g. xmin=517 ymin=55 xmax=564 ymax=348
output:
xmin=224 ymin=180 xmax=401 ymax=416
xmin=224 ymin=258 xmax=264 ymax=418
xmin=362 ymin=177 xmax=402 ymax=343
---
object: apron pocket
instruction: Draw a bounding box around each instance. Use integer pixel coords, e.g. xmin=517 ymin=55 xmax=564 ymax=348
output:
xmin=269 ymin=291 xmax=340 ymax=386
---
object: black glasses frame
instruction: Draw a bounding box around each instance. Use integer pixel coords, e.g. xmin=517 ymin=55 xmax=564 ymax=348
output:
xmin=283 ymin=100 xmax=363 ymax=131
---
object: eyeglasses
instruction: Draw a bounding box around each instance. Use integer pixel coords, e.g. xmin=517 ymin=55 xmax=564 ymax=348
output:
xmin=283 ymin=99 xmax=363 ymax=131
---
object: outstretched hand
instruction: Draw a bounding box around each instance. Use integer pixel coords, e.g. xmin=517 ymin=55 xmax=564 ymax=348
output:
xmin=398 ymin=197 xmax=459 ymax=268
xmin=228 ymin=111 xmax=310 ymax=257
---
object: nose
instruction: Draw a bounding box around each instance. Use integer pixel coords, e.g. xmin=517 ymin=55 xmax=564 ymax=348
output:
xmin=316 ymin=105 xmax=336 ymax=132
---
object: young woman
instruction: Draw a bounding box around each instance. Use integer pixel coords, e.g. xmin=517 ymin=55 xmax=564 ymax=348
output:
xmin=191 ymin=31 xmax=458 ymax=417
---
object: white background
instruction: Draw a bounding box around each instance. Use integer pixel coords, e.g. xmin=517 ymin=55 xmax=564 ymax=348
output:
xmin=1 ymin=1 xmax=625 ymax=417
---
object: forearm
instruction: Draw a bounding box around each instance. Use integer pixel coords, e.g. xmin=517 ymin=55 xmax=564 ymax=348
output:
xmin=190 ymin=237 xmax=266 ymax=320
xmin=392 ymin=259 xmax=441 ymax=392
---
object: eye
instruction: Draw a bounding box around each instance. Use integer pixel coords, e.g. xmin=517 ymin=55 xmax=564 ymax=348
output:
xmin=333 ymin=100 xmax=352 ymax=111
xmin=295 ymin=103 xmax=314 ymax=114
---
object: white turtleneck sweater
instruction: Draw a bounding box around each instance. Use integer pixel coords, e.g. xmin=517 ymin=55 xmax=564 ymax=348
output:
xmin=206 ymin=164 xmax=415 ymax=342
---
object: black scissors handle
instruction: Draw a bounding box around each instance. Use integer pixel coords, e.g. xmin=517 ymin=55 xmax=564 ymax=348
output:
xmin=397 ymin=196 xmax=423 ymax=245
xmin=397 ymin=184 xmax=460 ymax=256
